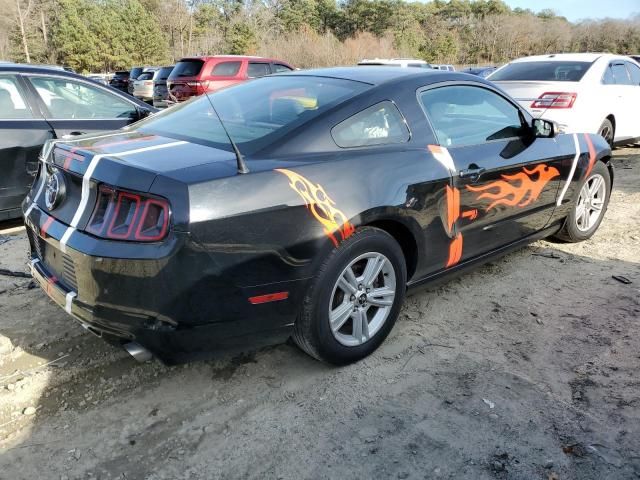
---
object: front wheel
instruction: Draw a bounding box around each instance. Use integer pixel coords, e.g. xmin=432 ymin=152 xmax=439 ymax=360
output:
xmin=554 ymin=161 xmax=611 ymax=242
xmin=293 ymin=227 xmax=407 ymax=365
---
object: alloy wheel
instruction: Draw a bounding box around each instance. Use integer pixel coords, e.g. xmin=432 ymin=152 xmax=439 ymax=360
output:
xmin=575 ymin=173 xmax=606 ymax=232
xmin=328 ymin=252 xmax=396 ymax=347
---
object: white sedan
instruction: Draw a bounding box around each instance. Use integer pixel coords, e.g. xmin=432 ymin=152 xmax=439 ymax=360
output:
xmin=488 ymin=53 xmax=640 ymax=146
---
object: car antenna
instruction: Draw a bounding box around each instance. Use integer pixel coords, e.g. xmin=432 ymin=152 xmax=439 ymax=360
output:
xmin=203 ymin=91 xmax=249 ymax=174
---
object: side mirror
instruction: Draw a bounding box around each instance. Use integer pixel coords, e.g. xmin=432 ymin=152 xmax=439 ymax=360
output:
xmin=532 ymin=118 xmax=558 ymax=138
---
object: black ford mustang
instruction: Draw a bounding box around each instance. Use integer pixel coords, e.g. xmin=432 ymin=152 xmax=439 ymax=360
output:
xmin=22 ymin=67 xmax=613 ymax=364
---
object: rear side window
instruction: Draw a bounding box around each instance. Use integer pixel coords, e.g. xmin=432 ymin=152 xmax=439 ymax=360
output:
xmin=331 ymin=101 xmax=409 ymax=148
xmin=0 ymin=75 xmax=33 ymax=119
xmin=248 ymin=62 xmax=271 ymax=78
xmin=490 ymin=61 xmax=592 ymax=81
xmin=626 ymin=61 xmax=640 ymax=85
xmin=211 ymin=61 xmax=241 ymax=76
xmin=420 ymin=85 xmax=524 ymax=147
xmin=170 ymin=60 xmax=204 ymax=78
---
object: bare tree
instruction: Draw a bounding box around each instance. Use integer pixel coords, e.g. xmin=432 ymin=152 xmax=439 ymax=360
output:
xmin=14 ymin=0 xmax=33 ymax=62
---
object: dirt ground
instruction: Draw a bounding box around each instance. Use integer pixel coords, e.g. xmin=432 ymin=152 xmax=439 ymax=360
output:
xmin=0 ymin=148 xmax=638 ymax=480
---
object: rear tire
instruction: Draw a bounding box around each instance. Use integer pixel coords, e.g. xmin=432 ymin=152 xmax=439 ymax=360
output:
xmin=554 ymin=161 xmax=611 ymax=243
xmin=293 ymin=227 xmax=406 ymax=365
xmin=598 ymin=118 xmax=614 ymax=148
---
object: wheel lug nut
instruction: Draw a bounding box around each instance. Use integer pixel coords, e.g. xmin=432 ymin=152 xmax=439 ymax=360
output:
xmin=358 ymin=284 xmax=363 ymax=290
xmin=350 ymin=295 xmax=355 ymax=301
xmin=366 ymin=288 xmax=370 ymax=293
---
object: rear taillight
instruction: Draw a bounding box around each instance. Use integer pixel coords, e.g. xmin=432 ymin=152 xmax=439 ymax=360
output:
xmin=86 ymin=185 xmax=170 ymax=242
xmin=531 ymin=92 xmax=577 ymax=109
xmin=145 ymin=81 xmax=152 ymax=86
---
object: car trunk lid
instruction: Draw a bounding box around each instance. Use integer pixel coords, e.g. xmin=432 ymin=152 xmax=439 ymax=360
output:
xmin=493 ymin=80 xmax=581 ymax=116
xmin=33 ymin=131 xmax=240 ymax=230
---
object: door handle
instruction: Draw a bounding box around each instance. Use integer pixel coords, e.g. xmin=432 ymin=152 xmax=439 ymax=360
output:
xmin=61 ymin=131 xmax=86 ymax=139
xmin=459 ymin=166 xmax=485 ymax=180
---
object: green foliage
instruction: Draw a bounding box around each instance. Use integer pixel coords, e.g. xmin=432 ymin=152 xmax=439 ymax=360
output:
xmin=7 ymin=0 xmax=640 ymax=71
xmin=227 ymin=22 xmax=256 ymax=55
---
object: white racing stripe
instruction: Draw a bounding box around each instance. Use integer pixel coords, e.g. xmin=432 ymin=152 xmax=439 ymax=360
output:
xmin=59 ymin=141 xmax=187 ymax=253
xmin=65 ymin=291 xmax=77 ymax=314
xmin=557 ymin=133 xmax=581 ymax=206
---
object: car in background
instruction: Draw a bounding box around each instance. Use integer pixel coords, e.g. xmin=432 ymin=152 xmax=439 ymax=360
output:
xmin=357 ymin=58 xmax=432 ymax=68
xmin=152 ymin=65 xmax=175 ymax=108
xmin=488 ymin=53 xmax=640 ymax=146
xmin=0 ymin=63 xmax=156 ymax=220
xmin=23 ymin=67 xmax=612 ymax=365
xmin=432 ymin=64 xmax=456 ymax=71
xmin=462 ymin=66 xmax=497 ymax=78
xmin=629 ymin=55 xmax=640 ymax=64
xmin=109 ymin=71 xmax=130 ymax=92
xmin=128 ymin=67 xmax=157 ymax=95
xmin=132 ymin=71 xmax=157 ymax=103
xmin=167 ymin=55 xmax=293 ymax=103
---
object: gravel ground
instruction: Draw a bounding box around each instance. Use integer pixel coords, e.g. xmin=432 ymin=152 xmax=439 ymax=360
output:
xmin=0 ymin=148 xmax=638 ymax=480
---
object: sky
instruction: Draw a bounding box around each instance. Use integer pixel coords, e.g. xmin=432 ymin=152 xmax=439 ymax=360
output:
xmin=502 ymin=0 xmax=640 ymax=22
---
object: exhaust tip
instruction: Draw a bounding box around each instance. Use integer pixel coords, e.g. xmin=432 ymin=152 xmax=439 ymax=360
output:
xmin=124 ymin=342 xmax=153 ymax=363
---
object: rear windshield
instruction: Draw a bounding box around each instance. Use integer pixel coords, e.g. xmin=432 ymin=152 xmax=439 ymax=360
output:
xmin=135 ymin=76 xmax=370 ymax=156
xmin=211 ymin=61 xmax=241 ymax=76
xmin=137 ymin=72 xmax=153 ymax=81
xmin=157 ymin=67 xmax=174 ymax=80
xmin=114 ymin=71 xmax=129 ymax=77
xmin=490 ymin=61 xmax=593 ymax=81
xmin=170 ymin=60 xmax=204 ymax=78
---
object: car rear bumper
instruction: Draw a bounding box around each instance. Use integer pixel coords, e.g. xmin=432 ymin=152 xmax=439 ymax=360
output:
xmin=23 ymin=206 xmax=303 ymax=363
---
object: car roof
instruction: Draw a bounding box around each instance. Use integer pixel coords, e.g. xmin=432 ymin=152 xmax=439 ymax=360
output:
xmin=178 ymin=55 xmax=285 ymax=62
xmin=284 ymin=66 xmax=460 ymax=85
xmin=359 ymin=58 xmax=429 ymax=64
xmin=510 ymin=53 xmax=628 ymax=63
xmin=0 ymin=62 xmax=70 ymax=73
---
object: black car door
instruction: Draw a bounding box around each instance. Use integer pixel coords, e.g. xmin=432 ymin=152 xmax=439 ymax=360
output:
xmin=0 ymin=73 xmax=53 ymax=220
xmin=419 ymin=83 xmax=565 ymax=263
xmin=22 ymin=74 xmax=141 ymax=139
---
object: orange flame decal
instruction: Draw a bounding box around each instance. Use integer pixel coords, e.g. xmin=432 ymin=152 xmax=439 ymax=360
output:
xmin=461 ymin=209 xmax=478 ymax=220
xmin=276 ymin=168 xmax=355 ymax=247
xmin=584 ymin=134 xmax=596 ymax=177
xmin=466 ymin=164 xmax=560 ymax=212
xmin=446 ymin=234 xmax=463 ymax=267
xmin=445 ymin=185 xmax=460 ymax=234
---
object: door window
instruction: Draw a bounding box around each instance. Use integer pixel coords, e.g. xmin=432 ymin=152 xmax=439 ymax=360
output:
xmin=27 ymin=76 xmax=137 ymax=119
xmin=419 ymin=85 xmax=525 ymax=147
xmin=625 ymin=61 xmax=640 ymax=86
xmin=611 ymin=63 xmax=632 ymax=85
xmin=0 ymin=76 xmax=33 ymax=119
xmin=272 ymin=64 xmax=293 ymax=73
xmin=247 ymin=63 xmax=271 ymax=78
xmin=331 ymin=101 xmax=409 ymax=148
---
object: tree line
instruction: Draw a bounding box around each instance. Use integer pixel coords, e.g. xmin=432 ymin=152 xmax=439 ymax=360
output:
xmin=1 ymin=0 xmax=639 ymax=73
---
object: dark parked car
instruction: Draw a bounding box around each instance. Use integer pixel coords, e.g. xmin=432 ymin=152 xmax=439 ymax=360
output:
xmin=109 ymin=71 xmax=130 ymax=92
xmin=462 ymin=66 xmax=497 ymax=78
xmin=0 ymin=63 xmax=156 ymax=220
xmin=23 ymin=67 xmax=612 ymax=365
xmin=167 ymin=55 xmax=293 ymax=103
xmin=152 ymin=65 xmax=175 ymax=108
